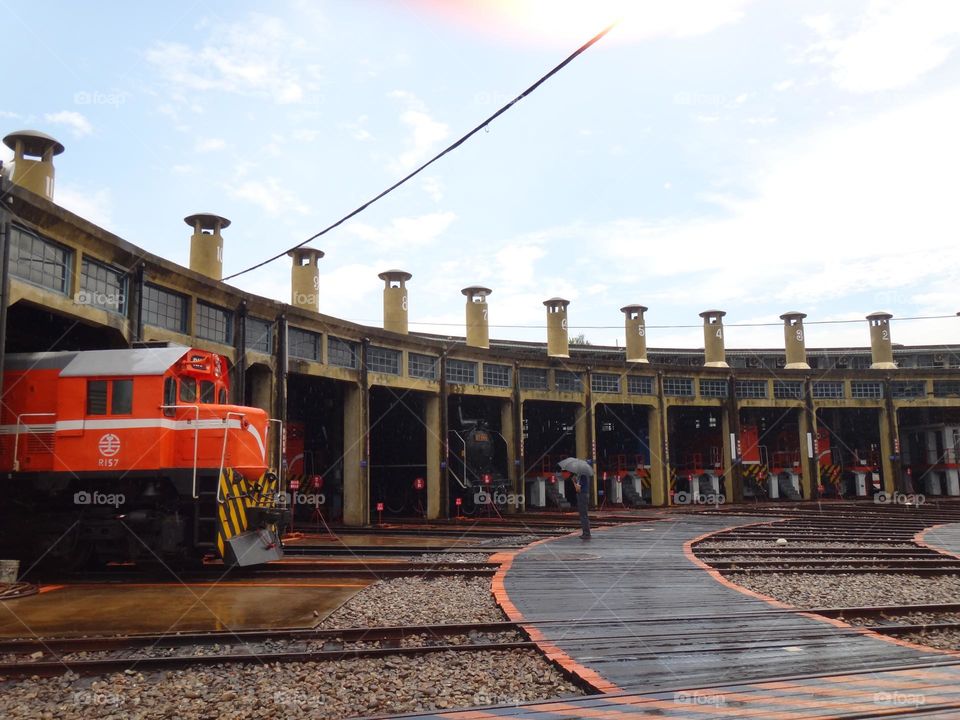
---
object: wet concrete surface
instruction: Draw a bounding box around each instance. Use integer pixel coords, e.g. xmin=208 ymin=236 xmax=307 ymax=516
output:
xmin=0 ymin=577 xmax=371 ymax=637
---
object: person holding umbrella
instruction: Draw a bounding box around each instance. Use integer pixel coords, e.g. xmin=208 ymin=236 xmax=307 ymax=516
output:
xmin=558 ymin=457 xmax=592 ymax=540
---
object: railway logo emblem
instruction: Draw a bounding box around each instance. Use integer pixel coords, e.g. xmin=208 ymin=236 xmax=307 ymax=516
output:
xmin=98 ymin=433 xmax=121 ymax=457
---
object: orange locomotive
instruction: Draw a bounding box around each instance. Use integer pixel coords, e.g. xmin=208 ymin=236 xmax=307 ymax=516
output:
xmin=0 ymin=345 xmax=288 ymax=567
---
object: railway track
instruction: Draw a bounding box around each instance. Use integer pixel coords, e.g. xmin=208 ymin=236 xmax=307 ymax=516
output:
xmin=0 ymin=621 xmax=534 ymax=679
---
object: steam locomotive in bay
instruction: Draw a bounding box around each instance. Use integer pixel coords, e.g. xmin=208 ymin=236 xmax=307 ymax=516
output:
xmin=0 ymin=345 xmax=288 ymax=567
xmin=448 ymin=407 xmax=510 ymax=509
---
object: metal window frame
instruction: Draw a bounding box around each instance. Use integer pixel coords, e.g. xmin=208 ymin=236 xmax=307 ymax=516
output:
xmin=196 ymin=301 xmax=234 ymax=345
xmin=143 ymin=282 xmax=188 ymax=333
xmin=482 ymin=363 xmax=512 ymax=388
xmin=446 ymin=359 xmax=478 ymax=384
xmin=367 ymin=345 xmax=401 ymax=375
xmin=408 ymin=352 xmax=438 ymax=380
xmin=289 ymin=326 xmax=322 ymax=362
xmin=590 ymin=373 xmax=620 ymax=394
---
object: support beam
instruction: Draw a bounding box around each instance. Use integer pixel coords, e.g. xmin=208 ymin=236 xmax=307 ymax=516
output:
xmin=797 ymin=407 xmax=816 ymax=499
xmin=425 ymin=394 xmax=441 ymax=520
xmin=575 ymin=402 xmax=592 ymax=504
xmin=647 ymin=404 xmax=667 ymax=506
xmin=878 ymin=403 xmax=898 ymax=495
xmin=342 ymin=383 xmax=367 ymax=526
xmin=500 ymin=399 xmax=518 ymax=512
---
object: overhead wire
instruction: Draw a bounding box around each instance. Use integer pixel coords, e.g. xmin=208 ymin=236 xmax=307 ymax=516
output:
xmin=345 ymin=314 xmax=960 ymax=331
xmin=222 ymin=20 xmax=621 ymax=282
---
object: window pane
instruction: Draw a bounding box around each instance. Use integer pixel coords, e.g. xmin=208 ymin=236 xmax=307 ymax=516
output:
xmin=196 ymin=302 xmax=233 ymax=344
xmin=519 ymin=368 xmax=548 ymax=390
xmin=482 ymin=363 xmax=511 ymax=388
xmin=218 ymin=387 xmax=228 ymax=404
xmin=245 ymin=317 xmax=273 ymax=353
xmin=10 ymin=225 xmax=71 ymax=294
xmin=79 ymin=258 xmax=126 ymax=313
xmin=200 ymin=381 xmax=215 ymax=404
xmin=87 ymin=380 xmax=107 ymax=415
xmin=408 ymin=353 xmax=438 ymax=379
xmin=368 ymin=346 xmax=401 ymax=374
xmin=180 ymin=376 xmax=197 ymax=402
xmin=111 ymin=379 xmax=133 ymax=414
xmin=143 ymin=284 xmax=187 ymax=333
xmin=591 ymin=373 xmax=620 ymax=393
xmin=445 ymin=359 xmax=477 ymax=384
xmin=556 ymin=371 xmax=582 ymax=392
xmin=289 ymin=327 xmax=321 ymax=361
xmin=328 ymin=337 xmax=358 ymax=368
xmin=164 ymin=377 xmax=176 ymax=405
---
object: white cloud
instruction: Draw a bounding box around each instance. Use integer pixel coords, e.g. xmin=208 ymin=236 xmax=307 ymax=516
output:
xmin=56 ymin=184 xmax=113 ymax=228
xmin=195 ymin=137 xmax=226 ymax=152
xmin=387 ymin=91 xmax=450 ymax=173
xmin=345 ymin=211 xmax=456 ymax=251
xmin=421 ymin=176 xmax=444 ymax=202
xmin=227 ymin=177 xmax=310 ymax=216
xmin=146 ymin=13 xmax=312 ymax=104
xmin=44 ymin=110 xmax=93 ymax=137
xmin=805 ymin=1 xmax=960 ymax=93
xmin=518 ymin=87 xmax=960 ymax=345
xmin=344 ymin=115 xmax=373 ymax=142
xmin=0 ymin=110 xmax=21 ymax=119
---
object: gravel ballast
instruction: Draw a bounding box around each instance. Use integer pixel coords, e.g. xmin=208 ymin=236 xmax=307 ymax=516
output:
xmin=725 ymin=572 xmax=960 ymax=608
xmin=0 ymin=649 xmax=582 ymax=719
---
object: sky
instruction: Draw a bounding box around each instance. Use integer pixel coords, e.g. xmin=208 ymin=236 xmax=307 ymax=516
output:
xmin=2 ymin=0 xmax=960 ymax=350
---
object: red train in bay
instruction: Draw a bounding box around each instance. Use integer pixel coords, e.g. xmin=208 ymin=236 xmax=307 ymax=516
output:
xmin=0 ymin=345 xmax=288 ymax=567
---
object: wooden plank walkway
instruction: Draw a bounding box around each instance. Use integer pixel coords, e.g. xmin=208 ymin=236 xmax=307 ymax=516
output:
xmin=389 ymin=516 xmax=960 ymax=719
xmin=920 ymin=522 xmax=960 ymax=559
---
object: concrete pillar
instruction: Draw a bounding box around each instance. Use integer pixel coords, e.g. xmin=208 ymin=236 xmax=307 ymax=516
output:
xmin=700 ymin=310 xmax=728 ymax=368
xmin=867 ymin=312 xmax=896 ymax=369
xmin=647 ymin=404 xmax=667 ymax=506
xmin=185 ymin=213 xmax=230 ymax=281
xmin=781 ymin=311 xmax=810 ymax=369
xmin=425 ymin=394 xmax=441 ymax=519
xmin=721 ymin=407 xmax=739 ymax=502
xmin=574 ymin=402 xmax=592 ymax=503
xmin=289 ymin=247 xmax=324 ymax=312
xmin=878 ymin=406 xmax=897 ymax=494
xmin=248 ymin=365 xmax=272 ymax=414
xmin=462 ymin=286 xmax=492 ymax=349
xmin=544 ymin=298 xmax=570 ymax=358
xmin=3 ymin=130 xmax=63 ymax=200
xmin=500 ymin=399 xmax=518 ymax=510
xmin=342 ymin=384 xmax=367 ymax=526
xmin=379 ymin=270 xmax=412 ymax=334
xmin=798 ymin=410 xmax=816 ymax=499
xmin=621 ymin=305 xmax=649 ymax=363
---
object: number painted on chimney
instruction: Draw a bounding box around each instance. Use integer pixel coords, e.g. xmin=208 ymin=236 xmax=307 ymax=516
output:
xmin=796 ymin=329 xmax=804 ymax=342
xmin=561 ymin=318 xmax=567 ymax=330
xmin=716 ymin=328 xmax=723 ymax=338
xmin=402 ymin=296 xmax=408 ymax=311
